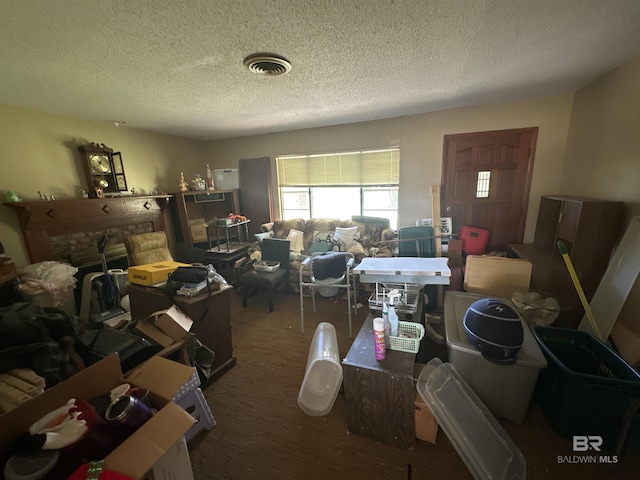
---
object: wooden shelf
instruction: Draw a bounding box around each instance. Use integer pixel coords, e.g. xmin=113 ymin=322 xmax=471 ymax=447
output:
xmin=509 ymin=195 xmax=623 ymax=328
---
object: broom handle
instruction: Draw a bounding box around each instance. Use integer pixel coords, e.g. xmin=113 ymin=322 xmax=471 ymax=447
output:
xmin=557 ymin=241 xmax=603 ymax=341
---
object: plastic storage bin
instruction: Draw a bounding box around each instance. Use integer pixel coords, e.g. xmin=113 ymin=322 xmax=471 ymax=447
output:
xmin=444 ymin=291 xmax=547 ymax=424
xmin=213 ymin=169 xmax=239 ymax=190
xmin=298 ymin=322 xmax=343 ymax=416
xmin=532 ymin=326 xmax=640 ymax=448
xmin=417 ymin=358 xmax=526 ymax=480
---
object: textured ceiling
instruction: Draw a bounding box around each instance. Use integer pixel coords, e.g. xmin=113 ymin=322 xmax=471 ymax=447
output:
xmin=1 ymin=0 xmax=640 ymax=141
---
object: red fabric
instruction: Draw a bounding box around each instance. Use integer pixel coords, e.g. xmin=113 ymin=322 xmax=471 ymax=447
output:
xmin=67 ymin=463 xmax=135 ymax=480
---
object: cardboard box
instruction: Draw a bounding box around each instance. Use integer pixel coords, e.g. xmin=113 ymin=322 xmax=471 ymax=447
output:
xmin=128 ymin=261 xmax=190 ymax=286
xmin=135 ymin=305 xmax=194 ymax=348
xmin=413 ymin=364 xmax=438 ymax=443
xmin=142 ymin=436 xmax=194 ymax=480
xmin=464 ymin=255 xmax=532 ymax=299
xmin=415 ymin=389 xmax=438 ymax=444
xmin=188 ymin=218 xmax=208 ymax=243
xmin=0 ymin=354 xmax=196 ymax=479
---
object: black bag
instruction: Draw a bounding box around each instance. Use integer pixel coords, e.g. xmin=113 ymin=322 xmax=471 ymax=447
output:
xmin=168 ymin=266 xmax=209 ymax=285
xmin=311 ymin=252 xmax=347 ymax=280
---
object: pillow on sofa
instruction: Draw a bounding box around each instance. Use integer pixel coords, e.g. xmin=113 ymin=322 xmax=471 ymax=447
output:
xmin=287 ymin=229 xmax=305 ymax=253
xmin=334 ymin=226 xmax=358 ymax=251
xmin=309 ymin=242 xmax=333 ymax=254
xmin=312 ymin=230 xmax=338 ymax=251
xmin=254 ymin=231 xmax=274 ymax=243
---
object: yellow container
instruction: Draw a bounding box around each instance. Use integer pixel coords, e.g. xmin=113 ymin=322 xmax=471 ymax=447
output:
xmin=128 ymin=261 xmax=190 ymax=286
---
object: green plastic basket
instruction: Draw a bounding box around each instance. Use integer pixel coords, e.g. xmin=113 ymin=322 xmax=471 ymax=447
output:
xmin=388 ymin=321 xmax=425 ymax=354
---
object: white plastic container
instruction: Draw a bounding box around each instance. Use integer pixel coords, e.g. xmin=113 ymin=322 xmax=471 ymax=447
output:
xmin=213 ymin=168 xmax=239 ymax=190
xmin=298 ymin=322 xmax=343 ymax=416
xmin=417 ymin=358 xmax=526 ymax=480
xmin=444 ymin=291 xmax=547 ymax=424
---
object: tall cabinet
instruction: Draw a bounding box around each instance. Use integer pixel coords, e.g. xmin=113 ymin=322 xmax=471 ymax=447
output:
xmin=170 ymin=190 xmax=242 ymax=250
xmin=509 ymin=195 xmax=623 ymax=328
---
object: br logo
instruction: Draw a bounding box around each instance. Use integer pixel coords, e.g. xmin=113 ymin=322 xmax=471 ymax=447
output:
xmin=573 ymin=435 xmax=603 ymax=452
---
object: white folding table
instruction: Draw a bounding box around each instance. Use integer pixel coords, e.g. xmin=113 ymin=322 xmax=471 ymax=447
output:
xmin=353 ymin=257 xmax=451 ymax=285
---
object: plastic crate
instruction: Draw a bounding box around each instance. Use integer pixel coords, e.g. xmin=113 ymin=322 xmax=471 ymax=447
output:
xmin=388 ymin=321 xmax=425 ymax=354
xmin=532 ymin=326 xmax=640 ymax=448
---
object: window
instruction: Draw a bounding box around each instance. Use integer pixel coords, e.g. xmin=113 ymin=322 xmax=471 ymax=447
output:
xmin=277 ymin=148 xmax=399 ymax=228
xmin=476 ymin=171 xmax=491 ymax=198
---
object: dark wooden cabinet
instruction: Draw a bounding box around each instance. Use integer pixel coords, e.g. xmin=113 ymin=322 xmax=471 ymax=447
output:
xmin=342 ymin=315 xmax=416 ymax=449
xmin=169 ymin=190 xmax=242 ymax=250
xmin=510 ymin=195 xmax=623 ymax=328
xmin=239 ymin=156 xmax=274 ymax=237
xmin=127 ymin=283 xmax=236 ymax=382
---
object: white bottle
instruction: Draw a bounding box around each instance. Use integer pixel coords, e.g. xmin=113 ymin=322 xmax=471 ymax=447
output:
xmin=388 ymin=291 xmax=400 ymax=337
xmin=382 ymin=302 xmax=391 ymax=347
xmin=388 ymin=304 xmax=399 ymax=337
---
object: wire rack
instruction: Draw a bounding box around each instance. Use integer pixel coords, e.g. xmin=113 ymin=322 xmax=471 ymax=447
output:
xmin=368 ymin=282 xmax=421 ymax=314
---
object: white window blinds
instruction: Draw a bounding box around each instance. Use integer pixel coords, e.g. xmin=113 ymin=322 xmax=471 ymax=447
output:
xmin=277 ymin=148 xmax=399 ymax=186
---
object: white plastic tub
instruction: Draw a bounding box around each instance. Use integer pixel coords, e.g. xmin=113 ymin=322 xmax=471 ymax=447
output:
xmin=444 ymin=291 xmax=547 ymax=424
xmin=298 ymin=322 xmax=343 ymax=416
xmin=417 ymin=358 xmax=526 ymax=480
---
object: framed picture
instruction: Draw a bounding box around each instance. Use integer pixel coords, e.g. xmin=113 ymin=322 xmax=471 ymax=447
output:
xmin=112 ymin=152 xmax=124 ymax=174
xmin=116 ymin=175 xmax=127 ymax=191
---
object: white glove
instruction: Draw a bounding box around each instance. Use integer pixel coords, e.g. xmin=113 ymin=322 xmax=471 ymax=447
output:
xmin=42 ymin=417 xmax=88 ymax=449
xmin=28 ymin=398 xmax=76 ymax=435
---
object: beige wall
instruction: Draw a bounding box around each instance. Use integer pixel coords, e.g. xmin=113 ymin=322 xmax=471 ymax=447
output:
xmin=560 ymin=54 xmax=640 ymax=228
xmin=207 ymin=94 xmax=575 ymax=239
xmin=7 ymin=51 xmax=640 ymax=270
xmin=0 ymin=104 xmax=209 ymax=266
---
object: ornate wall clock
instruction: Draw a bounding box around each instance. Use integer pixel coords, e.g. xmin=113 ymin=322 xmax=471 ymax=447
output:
xmin=78 ymin=143 xmax=127 ymax=197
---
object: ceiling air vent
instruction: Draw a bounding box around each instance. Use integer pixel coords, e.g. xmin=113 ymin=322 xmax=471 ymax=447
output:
xmin=244 ymin=53 xmax=291 ymax=76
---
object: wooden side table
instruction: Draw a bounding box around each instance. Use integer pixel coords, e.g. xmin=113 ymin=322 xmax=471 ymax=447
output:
xmin=127 ymin=283 xmax=236 ymax=382
xmin=342 ymin=314 xmax=417 ymax=449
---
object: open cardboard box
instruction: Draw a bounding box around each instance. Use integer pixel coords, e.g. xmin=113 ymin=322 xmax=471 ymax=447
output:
xmin=0 ymin=354 xmax=196 ymax=479
xmin=135 ymin=305 xmax=194 ymax=348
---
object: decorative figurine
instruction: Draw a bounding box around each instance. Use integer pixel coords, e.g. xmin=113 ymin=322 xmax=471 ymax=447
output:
xmin=206 ymin=164 xmax=215 ymax=191
xmin=179 ymin=172 xmax=189 ymax=192
xmin=38 ymin=191 xmax=48 ymax=200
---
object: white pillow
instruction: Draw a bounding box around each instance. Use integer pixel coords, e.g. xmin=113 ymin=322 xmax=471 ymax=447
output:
xmin=254 ymin=231 xmax=273 ymax=243
xmin=334 ymin=226 xmax=358 ymax=251
xmin=286 ymin=229 xmax=305 ymax=253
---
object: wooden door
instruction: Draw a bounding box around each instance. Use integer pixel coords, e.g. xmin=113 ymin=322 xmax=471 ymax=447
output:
xmin=441 ymin=128 xmax=537 ymax=252
xmin=238 ymin=156 xmax=273 ymax=236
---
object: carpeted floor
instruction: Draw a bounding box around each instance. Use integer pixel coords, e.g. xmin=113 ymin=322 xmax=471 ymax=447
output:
xmin=188 ymin=290 xmax=639 ymax=480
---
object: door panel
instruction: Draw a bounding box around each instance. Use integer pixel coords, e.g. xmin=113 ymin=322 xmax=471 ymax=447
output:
xmin=442 ymin=128 xmax=537 ymax=252
xmin=238 ymin=156 xmax=273 ymax=237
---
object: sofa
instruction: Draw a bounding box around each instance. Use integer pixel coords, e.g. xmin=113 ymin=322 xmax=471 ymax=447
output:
xmin=247 ymin=216 xmax=396 ymax=296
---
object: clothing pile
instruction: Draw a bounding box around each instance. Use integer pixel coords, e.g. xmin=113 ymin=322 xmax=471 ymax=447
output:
xmin=0 ymin=368 xmax=46 ymax=415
